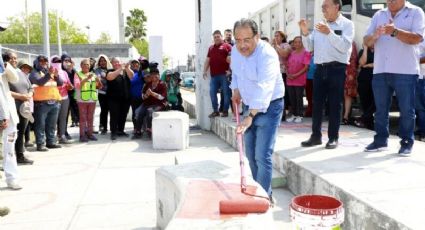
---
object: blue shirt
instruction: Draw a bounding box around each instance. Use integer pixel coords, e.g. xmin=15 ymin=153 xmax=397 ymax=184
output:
xmin=230 ymin=40 xmax=284 ymax=112
xmin=302 ymin=14 xmax=354 ymax=64
xmin=307 ymin=55 xmax=316 ymax=80
xmin=130 ymin=71 xmax=144 ymax=99
xmin=365 ymin=2 xmax=425 ymax=75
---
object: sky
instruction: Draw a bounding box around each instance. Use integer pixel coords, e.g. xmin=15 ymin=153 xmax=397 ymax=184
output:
xmin=0 ymin=0 xmax=275 ymax=66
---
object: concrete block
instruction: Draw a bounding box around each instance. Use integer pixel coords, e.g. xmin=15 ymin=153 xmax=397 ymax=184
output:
xmin=155 ymin=160 xmax=274 ymax=230
xmin=152 ymin=111 xmax=189 ymax=150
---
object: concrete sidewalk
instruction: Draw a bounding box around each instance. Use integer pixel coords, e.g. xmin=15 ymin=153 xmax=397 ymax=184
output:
xmin=183 ymin=87 xmax=425 ymax=230
xmin=0 ymin=117 xmax=293 ymax=229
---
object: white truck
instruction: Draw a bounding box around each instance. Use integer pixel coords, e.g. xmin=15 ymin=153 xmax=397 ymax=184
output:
xmin=249 ymin=0 xmax=425 ymax=48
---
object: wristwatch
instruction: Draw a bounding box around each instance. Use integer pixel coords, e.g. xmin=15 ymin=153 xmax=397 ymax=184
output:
xmin=390 ymin=29 xmax=398 ymax=37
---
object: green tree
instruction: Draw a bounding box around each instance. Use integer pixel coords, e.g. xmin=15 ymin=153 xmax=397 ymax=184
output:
xmin=131 ymin=39 xmax=149 ymax=58
xmin=0 ymin=11 xmax=88 ymax=44
xmin=124 ymin=9 xmax=147 ymax=42
xmin=95 ymin=32 xmax=112 ymax=44
xmin=163 ymin=55 xmax=170 ymax=69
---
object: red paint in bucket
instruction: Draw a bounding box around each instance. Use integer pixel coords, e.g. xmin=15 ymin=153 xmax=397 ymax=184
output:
xmin=290 ymin=194 xmax=344 ymax=228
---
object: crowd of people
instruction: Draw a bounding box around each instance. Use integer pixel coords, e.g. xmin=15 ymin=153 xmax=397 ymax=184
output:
xmin=0 ymin=0 xmax=424 ymax=216
xmin=202 ymin=0 xmax=424 ymax=206
xmin=0 ymin=48 xmax=185 ymax=195
xmin=203 ymin=0 xmax=425 ymax=149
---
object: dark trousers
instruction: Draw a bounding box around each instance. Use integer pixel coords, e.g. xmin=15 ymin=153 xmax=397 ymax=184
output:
xmin=312 ymin=63 xmax=347 ymax=140
xmin=98 ymin=93 xmax=109 ymax=131
xmin=358 ymin=75 xmax=375 ymax=129
xmin=283 ymin=73 xmax=290 ymax=110
xmin=305 ymin=79 xmax=313 ymax=116
xmin=109 ymin=98 xmax=130 ymax=134
xmin=135 ymin=105 xmax=162 ymax=131
xmin=130 ymin=97 xmax=142 ymax=129
xmin=287 ymin=86 xmax=304 ymax=117
xmin=68 ymin=92 xmax=79 ymax=123
xmin=15 ymin=113 xmax=29 ymax=158
xmin=25 ymin=121 xmax=32 ymax=143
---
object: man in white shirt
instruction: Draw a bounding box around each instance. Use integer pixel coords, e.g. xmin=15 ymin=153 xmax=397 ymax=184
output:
xmin=298 ymin=0 xmax=354 ymax=149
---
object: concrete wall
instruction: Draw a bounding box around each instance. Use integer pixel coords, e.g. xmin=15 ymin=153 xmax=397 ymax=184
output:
xmin=3 ymin=44 xmax=133 ymax=60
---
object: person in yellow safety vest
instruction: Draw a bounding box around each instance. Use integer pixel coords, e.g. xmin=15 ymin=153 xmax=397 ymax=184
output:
xmin=29 ymin=55 xmax=63 ymax=152
xmin=74 ymin=58 xmax=102 ymax=142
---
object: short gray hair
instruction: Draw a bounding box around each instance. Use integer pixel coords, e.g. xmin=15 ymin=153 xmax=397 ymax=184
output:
xmin=233 ymin=18 xmax=258 ymax=36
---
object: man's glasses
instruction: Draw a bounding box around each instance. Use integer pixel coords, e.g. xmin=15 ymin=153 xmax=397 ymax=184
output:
xmin=235 ymin=36 xmax=255 ymax=45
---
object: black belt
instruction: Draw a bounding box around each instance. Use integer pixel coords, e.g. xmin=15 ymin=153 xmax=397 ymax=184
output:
xmin=34 ymin=100 xmax=59 ymax=104
xmin=317 ymin=61 xmax=345 ymax=67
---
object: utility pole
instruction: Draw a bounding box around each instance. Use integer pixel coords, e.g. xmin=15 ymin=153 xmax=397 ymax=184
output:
xmin=41 ymin=0 xmax=50 ymax=58
xmin=56 ymin=11 xmax=62 ymax=56
xmin=25 ymin=0 xmax=30 ymax=45
xmin=118 ymin=0 xmax=125 ymax=43
xmin=25 ymin=0 xmax=31 ymax=61
xmin=195 ymin=0 xmax=212 ymax=130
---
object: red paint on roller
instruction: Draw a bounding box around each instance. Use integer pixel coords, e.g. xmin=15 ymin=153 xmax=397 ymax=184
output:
xmin=219 ymin=199 xmax=270 ymax=214
xmin=176 ymin=181 xmax=268 ymax=219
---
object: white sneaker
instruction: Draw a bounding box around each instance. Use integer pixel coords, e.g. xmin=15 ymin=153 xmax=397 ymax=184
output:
xmin=294 ymin=116 xmax=303 ymax=123
xmin=286 ymin=115 xmax=295 ymax=122
xmin=7 ymin=181 xmax=22 ymax=190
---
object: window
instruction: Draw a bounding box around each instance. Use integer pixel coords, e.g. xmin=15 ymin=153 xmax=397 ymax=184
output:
xmin=357 ymin=0 xmax=425 ymax=17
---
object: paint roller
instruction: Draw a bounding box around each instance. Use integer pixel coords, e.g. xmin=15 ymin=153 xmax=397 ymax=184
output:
xmin=219 ymin=103 xmax=270 ymax=214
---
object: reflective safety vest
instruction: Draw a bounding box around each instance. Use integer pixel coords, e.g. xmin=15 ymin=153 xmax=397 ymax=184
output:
xmin=33 ymin=80 xmax=61 ymax=101
xmin=77 ymin=71 xmax=98 ymax=101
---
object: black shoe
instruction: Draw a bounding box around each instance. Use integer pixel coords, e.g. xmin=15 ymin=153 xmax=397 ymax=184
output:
xmin=46 ymin=143 xmax=62 ymax=149
xmin=70 ymin=122 xmax=76 ymax=127
xmin=0 ymin=207 xmax=10 ymax=217
xmin=24 ymin=142 xmax=35 ymax=148
xmin=131 ymin=132 xmax=142 ymax=139
xmin=65 ymin=133 xmax=73 ymax=140
xmin=301 ymin=137 xmax=322 ymax=147
xmin=17 ymin=157 xmax=34 ymax=165
xmin=36 ymin=145 xmax=49 ymax=152
xmin=325 ymin=139 xmax=338 ymax=149
xmin=111 ymin=134 xmax=117 ymax=140
xmin=117 ymin=131 xmax=129 ymax=137
xmin=208 ymin=112 xmax=220 ymax=118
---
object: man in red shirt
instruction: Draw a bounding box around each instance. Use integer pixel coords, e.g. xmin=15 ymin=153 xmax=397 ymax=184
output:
xmin=203 ymin=30 xmax=232 ymax=117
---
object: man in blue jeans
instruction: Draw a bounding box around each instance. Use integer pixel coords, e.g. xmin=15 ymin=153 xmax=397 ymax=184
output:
xmin=203 ymin=30 xmax=232 ymax=118
xmin=29 ymin=55 xmax=63 ymax=151
xmin=231 ymin=18 xmax=284 ymax=205
xmin=364 ymin=0 xmax=425 ymax=156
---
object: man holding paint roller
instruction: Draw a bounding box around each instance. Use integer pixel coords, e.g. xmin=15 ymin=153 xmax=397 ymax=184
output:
xmin=230 ymin=18 xmax=285 ymax=205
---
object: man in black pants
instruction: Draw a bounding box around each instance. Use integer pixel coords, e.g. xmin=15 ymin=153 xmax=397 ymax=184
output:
xmin=298 ymin=0 xmax=354 ymax=149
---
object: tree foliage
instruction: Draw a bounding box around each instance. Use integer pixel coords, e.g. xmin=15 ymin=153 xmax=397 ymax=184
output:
xmin=0 ymin=11 xmax=88 ymax=44
xmin=124 ymin=9 xmax=147 ymax=42
xmin=131 ymin=39 xmax=149 ymax=58
xmin=95 ymin=32 xmax=112 ymax=44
